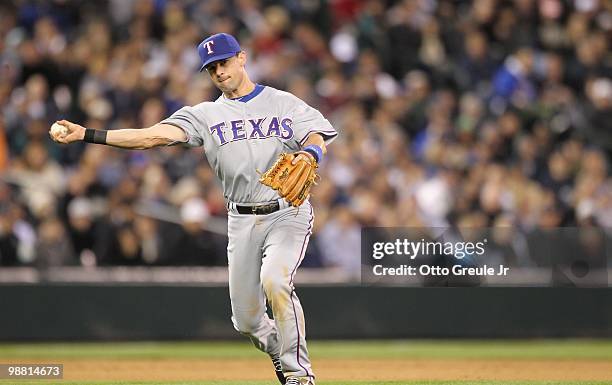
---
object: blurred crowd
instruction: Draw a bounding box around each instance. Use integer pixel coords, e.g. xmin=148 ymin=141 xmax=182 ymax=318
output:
xmin=0 ymin=0 xmax=610 ymax=274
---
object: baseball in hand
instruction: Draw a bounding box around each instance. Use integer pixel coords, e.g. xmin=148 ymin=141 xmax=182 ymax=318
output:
xmin=50 ymin=122 xmax=68 ymax=137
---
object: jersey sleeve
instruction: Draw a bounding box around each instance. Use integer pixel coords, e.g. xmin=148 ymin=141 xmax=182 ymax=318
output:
xmin=289 ymin=97 xmax=338 ymax=147
xmin=160 ymin=105 xmax=205 ymax=147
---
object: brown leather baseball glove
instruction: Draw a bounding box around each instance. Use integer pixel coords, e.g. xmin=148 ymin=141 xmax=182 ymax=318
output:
xmin=259 ymin=152 xmax=318 ymax=207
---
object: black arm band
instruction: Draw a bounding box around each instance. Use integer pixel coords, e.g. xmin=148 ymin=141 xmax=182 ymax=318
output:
xmin=84 ymin=128 xmax=108 ymax=144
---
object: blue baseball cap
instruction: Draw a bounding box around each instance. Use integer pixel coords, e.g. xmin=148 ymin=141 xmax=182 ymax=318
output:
xmin=197 ymin=33 xmax=241 ymax=72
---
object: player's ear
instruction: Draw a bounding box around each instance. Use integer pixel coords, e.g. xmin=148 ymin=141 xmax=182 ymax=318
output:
xmin=237 ymin=51 xmax=247 ymax=66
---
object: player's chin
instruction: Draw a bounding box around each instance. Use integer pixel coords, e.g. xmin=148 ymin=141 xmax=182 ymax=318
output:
xmin=216 ymin=81 xmax=233 ymax=91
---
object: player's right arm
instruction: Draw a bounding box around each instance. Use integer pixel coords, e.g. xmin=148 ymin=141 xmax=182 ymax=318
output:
xmin=49 ymin=120 xmax=187 ymax=149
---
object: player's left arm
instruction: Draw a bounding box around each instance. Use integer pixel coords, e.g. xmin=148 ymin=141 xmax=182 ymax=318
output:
xmin=302 ymin=133 xmax=327 ymax=154
xmin=288 ymin=96 xmax=337 ymax=164
xmin=292 ymin=133 xmax=327 ymax=164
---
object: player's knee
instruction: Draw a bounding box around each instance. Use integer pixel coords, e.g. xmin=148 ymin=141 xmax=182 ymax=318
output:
xmin=231 ymin=314 xmax=259 ymax=335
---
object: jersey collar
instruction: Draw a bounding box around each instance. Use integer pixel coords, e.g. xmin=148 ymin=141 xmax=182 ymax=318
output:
xmin=230 ymin=83 xmax=265 ymax=103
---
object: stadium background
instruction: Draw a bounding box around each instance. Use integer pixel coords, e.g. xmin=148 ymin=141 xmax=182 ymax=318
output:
xmin=0 ymin=0 xmax=611 ymax=384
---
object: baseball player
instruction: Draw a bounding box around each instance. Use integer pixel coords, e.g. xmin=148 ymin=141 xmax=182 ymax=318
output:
xmin=50 ymin=33 xmax=337 ymax=385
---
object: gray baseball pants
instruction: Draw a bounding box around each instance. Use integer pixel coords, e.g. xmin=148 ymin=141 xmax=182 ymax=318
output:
xmin=227 ymin=199 xmax=314 ymax=380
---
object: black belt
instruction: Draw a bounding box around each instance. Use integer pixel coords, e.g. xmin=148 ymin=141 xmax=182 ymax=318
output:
xmin=236 ymin=201 xmax=280 ymax=215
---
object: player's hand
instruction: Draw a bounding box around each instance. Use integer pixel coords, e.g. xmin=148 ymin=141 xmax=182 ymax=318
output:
xmin=291 ymin=151 xmax=315 ymax=165
xmin=49 ymin=120 xmax=86 ymax=144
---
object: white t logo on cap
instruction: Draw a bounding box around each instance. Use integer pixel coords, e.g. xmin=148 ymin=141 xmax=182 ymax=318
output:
xmin=203 ymin=40 xmax=215 ymax=54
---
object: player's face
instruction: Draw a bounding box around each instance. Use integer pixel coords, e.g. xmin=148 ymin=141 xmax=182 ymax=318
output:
xmin=205 ymin=52 xmax=246 ymax=92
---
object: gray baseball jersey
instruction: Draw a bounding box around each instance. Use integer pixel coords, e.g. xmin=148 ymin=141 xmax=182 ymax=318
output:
xmin=162 ymin=84 xmax=337 ymax=203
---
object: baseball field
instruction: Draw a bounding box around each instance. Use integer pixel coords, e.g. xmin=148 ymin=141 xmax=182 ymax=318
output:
xmin=0 ymin=340 xmax=611 ymax=384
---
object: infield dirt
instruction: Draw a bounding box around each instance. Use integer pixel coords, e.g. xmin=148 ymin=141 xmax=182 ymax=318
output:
xmin=3 ymin=357 xmax=612 ymax=382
